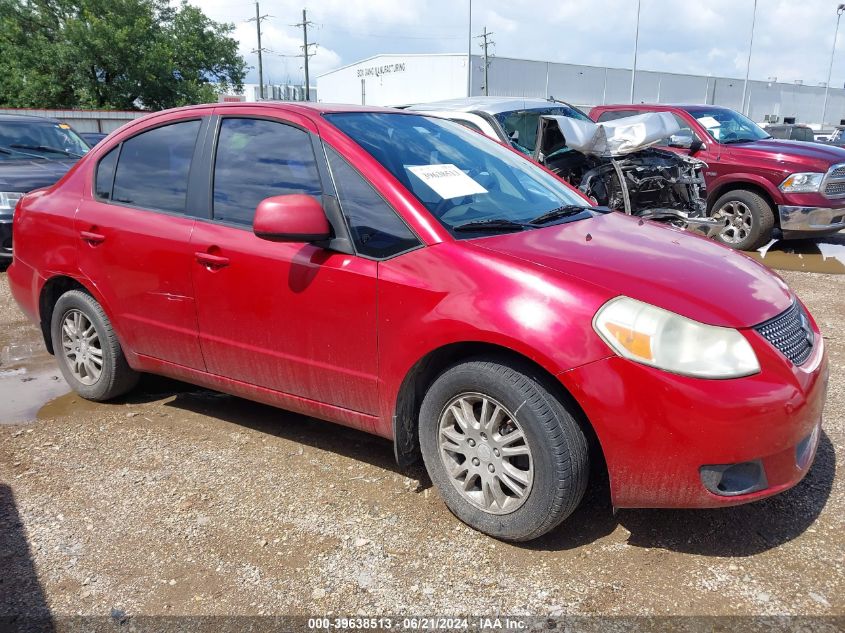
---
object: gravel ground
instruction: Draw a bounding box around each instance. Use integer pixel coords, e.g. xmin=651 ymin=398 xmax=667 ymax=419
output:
xmin=0 ymin=266 xmax=842 ymax=623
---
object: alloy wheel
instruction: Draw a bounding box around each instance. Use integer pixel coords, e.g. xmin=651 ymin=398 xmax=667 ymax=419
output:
xmin=715 ymin=200 xmax=754 ymax=244
xmin=437 ymin=392 xmax=534 ymax=514
xmin=60 ymin=309 xmax=103 ymax=385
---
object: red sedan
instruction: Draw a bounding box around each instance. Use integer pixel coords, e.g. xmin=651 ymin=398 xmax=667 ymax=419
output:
xmin=8 ymin=103 xmax=828 ymax=541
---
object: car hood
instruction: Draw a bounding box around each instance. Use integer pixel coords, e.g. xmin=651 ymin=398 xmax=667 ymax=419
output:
xmin=728 ymin=138 xmax=845 ymax=170
xmin=0 ymin=158 xmax=77 ymax=192
xmin=471 ymin=213 xmax=793 ymax=328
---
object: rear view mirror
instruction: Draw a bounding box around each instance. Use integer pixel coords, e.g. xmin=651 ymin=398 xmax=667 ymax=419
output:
xmin=253 ymin=194 xmax=331 ymax=243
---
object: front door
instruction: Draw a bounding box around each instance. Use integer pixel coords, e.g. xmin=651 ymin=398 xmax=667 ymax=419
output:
xmin=75 ymin=116 xmax=208 ymax=370
xmin=190 ymin=113 xmax=380 ymax=415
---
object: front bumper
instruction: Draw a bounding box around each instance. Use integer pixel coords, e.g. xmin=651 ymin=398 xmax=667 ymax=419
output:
xmin=0 ymin=217 xmax=11 ymax=260
xmin=778 ymin=204 xmax=845 ymax=238
xmin=560 ymin=319 xmax=828 ymax=509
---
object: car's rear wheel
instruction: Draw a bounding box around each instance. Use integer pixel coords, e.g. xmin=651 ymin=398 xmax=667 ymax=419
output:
xmin=51 ymin=290 xmax=139 ymax=401
xmin=419 ymin=357 xmax=589 ymax=541
xmin=711 ymin=189 xmax=775 ymax=251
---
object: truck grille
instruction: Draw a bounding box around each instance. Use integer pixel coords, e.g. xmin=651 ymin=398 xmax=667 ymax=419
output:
xmin=754 ymin=302 xmax=814 ymax=366
xmin=823 ymin=163 xmax=845 ymax=197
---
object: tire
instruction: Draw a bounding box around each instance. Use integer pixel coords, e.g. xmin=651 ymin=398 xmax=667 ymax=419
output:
xmin=418 ymin=356 xmax=589 ymax=541
xmin=50 ymin=290 xmax=139 ymax=401
xmin=711 ymin=189 xmax=775 ymax=251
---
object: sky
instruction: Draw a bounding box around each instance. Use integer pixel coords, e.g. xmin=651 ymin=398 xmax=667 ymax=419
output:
xmin=191 ymin=0 xmax=845 ymax=88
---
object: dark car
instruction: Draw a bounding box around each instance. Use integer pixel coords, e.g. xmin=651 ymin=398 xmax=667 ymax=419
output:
xmin=0 ymin=114 xmax=90 ymax=260
xmin=79 ymin=132 xmax=108 ymax=146
xmin=764 ymin=124 xmax=816 ymax=143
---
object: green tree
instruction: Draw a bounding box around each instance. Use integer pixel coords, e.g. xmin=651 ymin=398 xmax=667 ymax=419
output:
xmin=0 ymin=0 xmax=246 ymax=110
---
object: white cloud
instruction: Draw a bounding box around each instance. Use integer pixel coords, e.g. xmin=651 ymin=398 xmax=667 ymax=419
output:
xmin=189 ymin=0 xmax=845 ymax=88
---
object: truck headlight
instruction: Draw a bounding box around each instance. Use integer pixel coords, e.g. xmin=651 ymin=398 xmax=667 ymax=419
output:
xmin=0 ymin=191 xmax=24 ymax=212
xmin=593 ymin=297 xmax=760 ymax=379
xmin=779 ymin=172 xmax=824 ymax=193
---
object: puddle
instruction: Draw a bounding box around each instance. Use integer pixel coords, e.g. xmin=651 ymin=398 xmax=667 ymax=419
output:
xmin=748 ymin=234 xmax=845 ymax=274
xmin=0 ymin=365 xmax=70 ymax=425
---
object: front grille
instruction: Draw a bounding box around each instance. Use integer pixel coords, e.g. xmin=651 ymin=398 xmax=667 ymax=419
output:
xmin=824 ymin=181 xmax=845 ymax=196
xmin=754 ymin=302 xmax=814 ymax=365
xmin=829 ymin=165 xmax=845 ymax=179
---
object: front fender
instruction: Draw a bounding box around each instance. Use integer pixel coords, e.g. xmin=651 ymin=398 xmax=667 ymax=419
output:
xmin=708 ymin=173 xmax=783 ymax=206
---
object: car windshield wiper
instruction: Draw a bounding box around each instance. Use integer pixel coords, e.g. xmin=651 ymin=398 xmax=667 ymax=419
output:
xmin=453 ymin=218 xmax=535 ymax=233
xmin=721 ymin=138 xmax=758 ymax=145
xmin=0 ymin=145 xmax=47 ymax=159
xmin=9 ymin=144 xmax=83 ymax=158
xmin=529 ymin=204 xmax=603 ymax=225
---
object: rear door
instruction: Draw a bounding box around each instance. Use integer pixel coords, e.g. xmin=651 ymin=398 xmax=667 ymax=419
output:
xmin=75 ymin=114 xmax=210 ymax=369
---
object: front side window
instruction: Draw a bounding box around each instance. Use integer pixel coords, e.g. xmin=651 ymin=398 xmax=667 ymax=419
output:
xmin=111 ymin=120 xmax=201 ymax=213
xmin=325 ymin=145 xmax=419 ymax=259
xmin=685 ymin=107 xmax=770 ymax=144
xmin=494 ymin=106 xmax=591 ymax=154
xmin=213 ymin=118 xmax=322 ymax=226
xmin=325 ymin=112 xmax=590 ymax=238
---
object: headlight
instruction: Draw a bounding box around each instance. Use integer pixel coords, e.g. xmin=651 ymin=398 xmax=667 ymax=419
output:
xmin=779 ymin=172 xmax=824 ymax=193
xmin=593 ymin=297 xmax=760 ymax=379
xmin=0 ymin=191 xmax=24 ymax=212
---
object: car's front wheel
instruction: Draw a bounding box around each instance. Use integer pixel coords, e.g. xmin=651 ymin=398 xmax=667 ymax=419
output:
xmin=51 ymin=290 xmax=139 ymax=401
xmin=711 ymin=189 xmax=775 ymax=251
xmin=419 ymin=357 xmax=589 ymax=541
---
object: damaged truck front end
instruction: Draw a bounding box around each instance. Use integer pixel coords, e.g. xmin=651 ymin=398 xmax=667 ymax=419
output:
xmin=534 ymin=112 xmax=721 ymax=238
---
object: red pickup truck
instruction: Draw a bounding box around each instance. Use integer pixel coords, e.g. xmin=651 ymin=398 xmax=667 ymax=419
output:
xmin=590 ymin=104 xmax=845 ymax=250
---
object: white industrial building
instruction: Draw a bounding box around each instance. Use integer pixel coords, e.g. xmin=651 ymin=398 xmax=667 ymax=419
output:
xmin=317 ymin=53 xmax=845 ymax=128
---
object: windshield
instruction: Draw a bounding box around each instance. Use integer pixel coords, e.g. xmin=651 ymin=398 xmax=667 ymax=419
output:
xmin=325 ymin=112 xmax=590 ymax=237
xmin=0 ymin=120 xmax=90 ymax=160
xmin=685 ymin=107 xmax=770 ymax=144
xmin=494 ymin=105 xmax=591 ymax=154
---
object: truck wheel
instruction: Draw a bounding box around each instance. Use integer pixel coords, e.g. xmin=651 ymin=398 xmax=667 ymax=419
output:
xmin=711 ymin=189 xmax=775 ymax=251
xmin=50 ymin=290 xmax=139 ymax=401
xmin=418 ymin=357 xmax=589 ymax=541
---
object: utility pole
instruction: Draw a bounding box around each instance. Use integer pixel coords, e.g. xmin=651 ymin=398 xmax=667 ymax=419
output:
xmin=741 ymin=0 xmax=758 ymax=116
xmin=248 ymin=2 xmax=269 ymax=99
xmin=629 ymin=0 xmax=641 ymax=103
xmin=475 ymin=27 xmax=494 ymax=96
xmin=823 ymin=4 xmax=845 ymax=128
xmin=294 ymin=9 xmax=317 ymax=101
xmin=466 ymin=0 xmax=472 ymax=96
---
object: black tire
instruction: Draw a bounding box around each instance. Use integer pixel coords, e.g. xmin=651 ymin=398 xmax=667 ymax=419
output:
xmin=711 ymin=189 xmax=775 ymax=251
xmin=418 ymin=356 xmax=589 ymax=541
xmin=50 ymin=290 xmax=139 ymax=401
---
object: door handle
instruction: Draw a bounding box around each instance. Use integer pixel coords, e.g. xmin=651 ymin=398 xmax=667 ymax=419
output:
xmin=195 ymin=251 xmax=230 ymax=269
xmin=80 ymin=230 xmax=105 ymax=245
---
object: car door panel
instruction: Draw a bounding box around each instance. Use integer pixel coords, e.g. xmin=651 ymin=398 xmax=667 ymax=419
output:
xmin=189 ymin=110 xmax=380 ymax=419
xmin=75 ymin=117 xmax=208 ymax=370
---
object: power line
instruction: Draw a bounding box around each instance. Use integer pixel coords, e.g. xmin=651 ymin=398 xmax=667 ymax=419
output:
xmin=476 ymin=27 xmax=494 ymax=96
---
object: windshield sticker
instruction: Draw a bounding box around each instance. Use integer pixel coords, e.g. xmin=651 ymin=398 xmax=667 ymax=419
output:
xmin=696 ymin=116 xmax=721 ymax=129
xmin=406 ymin=164 xmax=488 ymax=199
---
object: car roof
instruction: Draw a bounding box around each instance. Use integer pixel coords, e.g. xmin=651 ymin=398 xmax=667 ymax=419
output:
xmin=0 ymin=113 xmax=62 ymax=124
xmin=408 ymin=96 xmax=572 ymax=115
xmin=596 ymin=103 xmax=730 ymax=111
xmin=212 ymin=101 xmax=408 ymax=115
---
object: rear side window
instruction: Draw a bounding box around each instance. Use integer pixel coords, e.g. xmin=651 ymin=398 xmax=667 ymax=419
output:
xmin=596 ymin=109 xmax=640 ymax=122
xmin=213 ymin=118 xmax=322 ymax=226
xmin=793 ymin=127 xmax=814 ymax=142
xmin=767 ymin=127 xmax=789 ymax=139
xmin=111 ymin=120 xmax=201 ymax=213
xmin=325 ymin=146 xmax=419 ymax=259
xmin=95 ymin=146 xmax=118 ymax=199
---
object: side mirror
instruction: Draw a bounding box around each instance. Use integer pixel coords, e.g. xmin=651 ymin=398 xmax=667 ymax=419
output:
xmin=668 ymin=131 xmax=694 ymax=149
xmin=253 ymin=194 xmax=331 ymax=243
xmin=510 ymin=130 xmax=519 ymax=142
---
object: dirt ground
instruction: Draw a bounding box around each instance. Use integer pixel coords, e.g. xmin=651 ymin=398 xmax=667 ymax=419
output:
xmin=0 ymin=249 xmax=843 ymax=623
